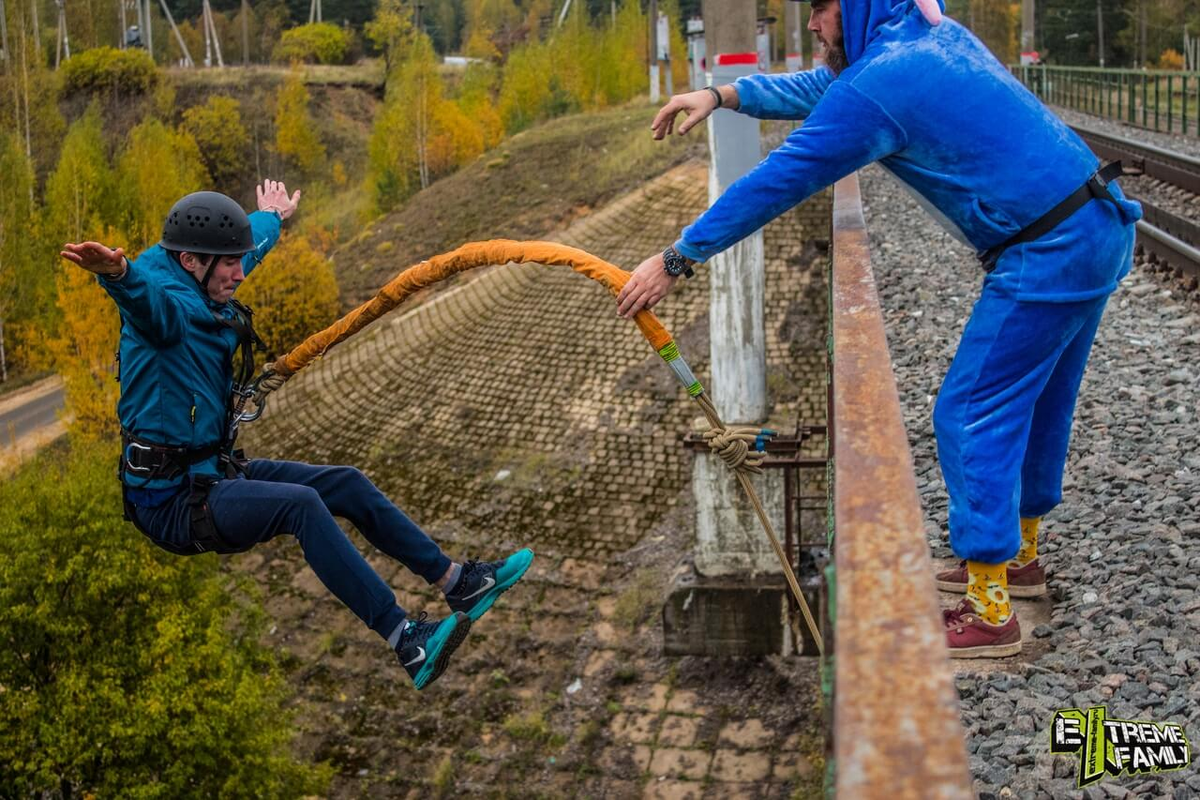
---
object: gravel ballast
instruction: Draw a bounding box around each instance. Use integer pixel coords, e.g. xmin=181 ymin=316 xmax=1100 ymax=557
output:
xmin=859 ymin=163 xmax=1200 ymax=798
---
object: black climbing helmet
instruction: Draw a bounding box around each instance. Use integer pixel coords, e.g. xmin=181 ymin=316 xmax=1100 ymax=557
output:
xmin=159 ymin=191 xmax=254 ymax=256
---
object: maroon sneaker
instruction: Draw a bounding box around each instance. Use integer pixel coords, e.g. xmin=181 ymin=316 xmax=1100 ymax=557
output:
xmin=935 ymin=559 xmax=1046 ymax=598
xmin=943 ymin=599 xmax=1022 ymax=658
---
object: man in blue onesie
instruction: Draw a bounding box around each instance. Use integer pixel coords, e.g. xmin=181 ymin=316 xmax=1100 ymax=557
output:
xmin=617 ymin=0 xmax=1139 ymax=657
xmin=61 ymin=181 xmax=533 ymax=688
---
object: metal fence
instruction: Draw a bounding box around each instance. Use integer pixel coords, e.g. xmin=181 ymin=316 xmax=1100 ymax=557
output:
xmin=1011 ymin=64 xmax=1200 ymax=136
xmin=826 ymin=174 xmax=973 ymax=798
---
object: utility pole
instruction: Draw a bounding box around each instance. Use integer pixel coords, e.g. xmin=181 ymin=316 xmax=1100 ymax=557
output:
xmin=201 ymin=0 xmax=222 ymax=66
xmin=241 ymin=0 xmax=249 ymax=63
xmin=144 ymin=0 xmax=152 ymax=56
xmin=1 ymin=0 xmax=9 ymax=67
xmin=54 ymin=0 xmax=70 ymax=67
xmin=784 ymin=0 xmax=801 ymax=70
xmin=1096 ymin=0 xmax=1104 ymax=67
xmin=1021 ymin=0 xmax=1034 ymax=57
xmin=158 ymin=0 xmax=193 ymax=66
xmin=694 ymin=0 xmax=775 ymax=579
xmin=649 ymin=0 xmax=659 ymax=103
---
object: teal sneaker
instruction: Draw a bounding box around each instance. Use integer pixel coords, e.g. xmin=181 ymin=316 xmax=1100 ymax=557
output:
xmin=396 ymin=611 xmax=471 ymax=690
xmin=445 ymin=548 xmax=535 ymax=622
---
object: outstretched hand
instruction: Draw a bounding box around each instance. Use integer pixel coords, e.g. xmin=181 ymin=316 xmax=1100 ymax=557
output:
xmin=616 ymin=252 xmax=678 ymax=318
xmin=60 ymin=241 xmax=127 ymax=278
xmin=256 ymin=179 xmax=301 ymax=220
xmin=650 ymin=88 xmax=723 ymax=140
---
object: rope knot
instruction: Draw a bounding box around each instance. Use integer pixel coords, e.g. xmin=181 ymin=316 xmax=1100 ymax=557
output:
xmin=701 ymin=426 xmax=775 ymax=474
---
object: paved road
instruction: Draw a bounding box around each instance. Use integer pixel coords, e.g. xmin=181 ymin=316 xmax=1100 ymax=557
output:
xmin=0 ymin=385 xmax=65 ymax=443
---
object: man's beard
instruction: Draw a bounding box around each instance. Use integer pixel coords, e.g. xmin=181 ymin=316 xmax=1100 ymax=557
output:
xmin=824 ymin=35 xmax=848 ymax=74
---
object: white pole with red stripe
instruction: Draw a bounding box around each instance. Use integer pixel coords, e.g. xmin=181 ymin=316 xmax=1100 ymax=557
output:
xmin=694 ymin=0 xmax=782 ymax=584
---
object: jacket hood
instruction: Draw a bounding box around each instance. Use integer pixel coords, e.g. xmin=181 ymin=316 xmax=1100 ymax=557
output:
xmin=842 ymin=0 xmax=944 ymax=64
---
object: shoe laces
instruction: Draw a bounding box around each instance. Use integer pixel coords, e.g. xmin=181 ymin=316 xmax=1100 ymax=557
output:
xmin=401 ymin=611 xmax=435 ymax=642
xmin=943 ymin=599 xmax=977 ymax=627
xmin=459 ymin=558 xmax=484 ymax=578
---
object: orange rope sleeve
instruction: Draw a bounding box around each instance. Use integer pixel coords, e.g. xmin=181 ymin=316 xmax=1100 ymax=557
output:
xmin=271 ymin=240 xmax=673 ymax=377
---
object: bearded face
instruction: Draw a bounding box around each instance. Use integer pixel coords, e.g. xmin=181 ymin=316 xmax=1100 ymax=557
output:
xmin=810 ymin=0 xmax=848 ymax=74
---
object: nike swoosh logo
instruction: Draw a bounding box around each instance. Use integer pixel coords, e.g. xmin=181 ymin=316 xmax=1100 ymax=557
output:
xmin=402 ymin=646 xmax=426 ymax=667
xmin=460 ymin=576 xmax=496 ymax=601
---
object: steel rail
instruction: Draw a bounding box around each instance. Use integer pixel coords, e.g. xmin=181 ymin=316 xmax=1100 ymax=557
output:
xmin=1135 ymin=218 xmax=1200 ymax=281
xmin=828 ymin=173 xmax=973 ymax=799
xmin=1072 ymin=124 xmax=1200 ymax=195
xmin=1069 ymin=126 xmax=1200 ymax=278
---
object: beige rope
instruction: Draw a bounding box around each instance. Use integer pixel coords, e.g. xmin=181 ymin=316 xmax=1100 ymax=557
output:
xmin=702 ymin=426 xmax=769 ymax=474
xmin=696 ymin=394 xmax=825 ymax=656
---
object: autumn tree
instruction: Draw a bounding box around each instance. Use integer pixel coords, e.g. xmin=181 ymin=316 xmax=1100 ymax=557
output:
xmin=274 ymin=68 xmax=326 ymax=176
xmin=44 ymin=226 xmax=124 ymax=440
xmin=0 ymin=441 xmax=333 ymax=797
xmin=42 ymin=104 xmax=117 ymax=247
xmin=115 ymin=118 xmax=210 ymax=252
xmin=181 ymin=95 xmax=250 ymax=192
xmin=0 ymin=133 xmax=36 ymax=382
xmin=364 ymin=0 xmax=414 ymax=72
xmin=235 ymin=231 xmax=340 ymax=356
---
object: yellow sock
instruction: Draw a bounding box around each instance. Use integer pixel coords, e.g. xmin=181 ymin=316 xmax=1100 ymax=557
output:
xmin=965 ymin=561 xmax=1012 ymax=625
xmin=1013 ymin=517 xmax=1040 ymax=567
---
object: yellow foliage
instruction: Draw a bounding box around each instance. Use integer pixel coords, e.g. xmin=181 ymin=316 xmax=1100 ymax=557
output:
xmin=463 ymin=25 xmax=502 ymax=61
xmin=331 ymin=160 xmax=348 ymax=187
xmin=181 ymin=95 xmax=250 ymax=191
xmin=116 ymin=119 xmax=210 ymax=252
xmin=1158 ymin=48 xmax=1185 ymax=71
xmin=427 ymin=101 xmax=485 ymax=176
xmin=46 ymin=226 xmax=126 ymax=441
xmin=274 ymin=68 xmax=326 ymax=175
xmin=43 ymin=105 xmax=116 ymax=246
xmin=235 ymin=232 xmax=340 ymax=356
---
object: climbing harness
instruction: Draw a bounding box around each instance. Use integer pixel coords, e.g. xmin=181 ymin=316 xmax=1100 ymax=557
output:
xmin=237 ymin=239 xmax=825 ymax=653
xmin=118 ymin=296 xmax=263 ymax=554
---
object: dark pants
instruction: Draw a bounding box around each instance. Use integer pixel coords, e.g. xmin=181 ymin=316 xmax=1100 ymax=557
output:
xmin=133 ymin=460 xmax=451 ymax=641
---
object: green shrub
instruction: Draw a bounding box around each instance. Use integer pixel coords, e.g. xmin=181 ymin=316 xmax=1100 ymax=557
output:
xmin=60 ymin=46 xmax=158 ymax=96
xmin=272 ymin=22 xmax=350 ymax=64
xmin=181 ymin=95 xmax=250 ymax=191
xmin=0 ymin=440 xmax=332 ymax=797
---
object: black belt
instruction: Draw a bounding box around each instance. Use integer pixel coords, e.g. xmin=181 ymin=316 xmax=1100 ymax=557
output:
xmin=979 ymin=161 xmax=1124 ymax=273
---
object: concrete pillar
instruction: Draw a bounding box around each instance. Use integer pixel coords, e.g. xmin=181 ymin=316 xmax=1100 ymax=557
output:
xmin=1021 ymin=0 xmax=1034 ymax=54
xmin=784 ymin=0 xmax=802 ymax=72
xmin=694 ymin=0 xmax=779 ymax=578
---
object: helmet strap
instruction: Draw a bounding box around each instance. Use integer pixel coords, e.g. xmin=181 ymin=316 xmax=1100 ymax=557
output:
xmin=199 ymin=254 xmax=219 ymax=289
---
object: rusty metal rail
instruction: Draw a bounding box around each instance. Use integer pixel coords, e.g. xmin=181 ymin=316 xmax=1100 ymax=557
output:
xmin=828 ymin=174 xmax=973 ymax=798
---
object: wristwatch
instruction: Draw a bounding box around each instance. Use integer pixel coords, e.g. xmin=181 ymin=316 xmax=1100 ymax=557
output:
xmin=662 ymin=245 xmax=696 ymax=279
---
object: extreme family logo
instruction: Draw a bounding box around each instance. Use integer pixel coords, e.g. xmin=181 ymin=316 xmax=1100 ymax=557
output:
xmin=1051 ymin=706 xmax=1192 ymax=787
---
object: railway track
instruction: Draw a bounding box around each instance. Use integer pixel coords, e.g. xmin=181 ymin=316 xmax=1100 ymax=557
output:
xmin=1073 ymin=125 xmax=1200 ymax=285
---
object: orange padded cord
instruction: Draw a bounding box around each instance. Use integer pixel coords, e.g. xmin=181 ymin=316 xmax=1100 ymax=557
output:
xmin=271 ymin=240 xmax=673 ymax=377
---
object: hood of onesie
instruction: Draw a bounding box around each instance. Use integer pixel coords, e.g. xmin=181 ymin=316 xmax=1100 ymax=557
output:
xmin=840 ymin=0 xmax=946 ymax=64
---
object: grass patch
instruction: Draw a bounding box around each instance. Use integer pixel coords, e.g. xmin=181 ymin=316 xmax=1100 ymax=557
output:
xmin=431 ymin=753 xmax=455 ymax=797
xmin=502 ymin=709 xmax=553 ymax=743
xmin=613 ymin=568 xmax=661 ymax=631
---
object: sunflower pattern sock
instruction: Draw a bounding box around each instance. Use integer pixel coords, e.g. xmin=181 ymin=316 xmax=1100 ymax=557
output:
xmin=1013 ymin=516 xmax=1040 ymax=567
xmin=965 ymin=561 xmax=1012 ymax=625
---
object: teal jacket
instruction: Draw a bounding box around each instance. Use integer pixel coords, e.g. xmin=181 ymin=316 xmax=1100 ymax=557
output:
xmin=99 ymin=211 xmax=281 ymax=493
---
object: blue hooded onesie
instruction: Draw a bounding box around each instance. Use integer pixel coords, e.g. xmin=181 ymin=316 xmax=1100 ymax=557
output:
xmin=675 ymin=0 xmax=1139 ymax=563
